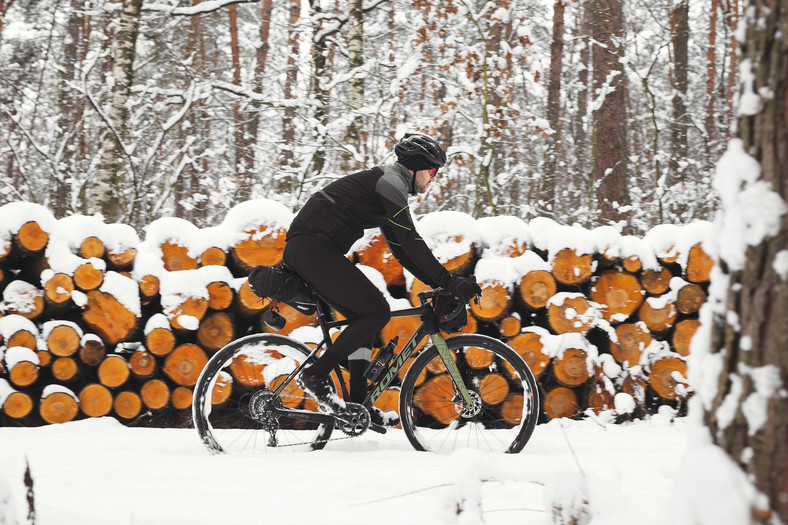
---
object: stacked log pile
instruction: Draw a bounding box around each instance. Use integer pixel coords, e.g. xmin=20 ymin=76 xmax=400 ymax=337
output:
xmin=0 ymin=201 xmax=713 ymax=427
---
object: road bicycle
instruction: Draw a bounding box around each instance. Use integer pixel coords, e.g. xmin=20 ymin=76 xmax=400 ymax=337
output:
xmin=192 ymin=280 xmax=539 ymax=454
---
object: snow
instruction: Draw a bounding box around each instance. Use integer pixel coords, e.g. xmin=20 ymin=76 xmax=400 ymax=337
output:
xmin=1 ymin=281 xmax=41 ymax=314
xmin=98 ymin=272 xmax=141 ymax=317
xmin=0 ymin=415 xmax=690 ymax=525
xmin=0 ymin=315 xmax=40 ymax=341
xmin=2 ymin=347 xmax=39 ymax=369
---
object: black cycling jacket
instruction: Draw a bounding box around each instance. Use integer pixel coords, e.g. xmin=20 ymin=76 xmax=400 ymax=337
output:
xmin=287 ymin=163 xmax=452 ymax=289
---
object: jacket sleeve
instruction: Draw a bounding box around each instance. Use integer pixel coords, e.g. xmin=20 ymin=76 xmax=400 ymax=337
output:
xmin=376 ymin=176 xmax=451 ymax=289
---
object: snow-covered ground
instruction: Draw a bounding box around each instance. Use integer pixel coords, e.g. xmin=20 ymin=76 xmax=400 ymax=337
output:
xmin=0 ymin=412 xmax=687 ymax=525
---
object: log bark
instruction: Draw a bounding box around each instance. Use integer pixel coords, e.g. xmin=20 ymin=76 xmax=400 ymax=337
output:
xmin=82 ymin=290 xmax=138 ymax=344
xmin=113 ymin=390 xmax=142 ymax=419
xmin=140 ymin=379 xmax=170 ymax=410
xmin=47 ymin=324 xmax=81 ymax=357
xmin=518 ymin=270 xmax=557 ymax=309
xmin=197 ymin=310 xmax=236 ymax=352
xmin=39 ymin=391 xmax=79 ymax=424
xmin=551 ymin=248 xmax=593 ymax=285
xmin=78 ymin=383 xmax=113 ymax=417
xmin=543 ymin=386 xmax=577 ymax=419
xmin=79 ymin=337 xmax=106 ymax=366
xmin=612 ymin=323 xmax=652 ymax=365
xmin=685 ymin=243 xmax=714 ymax=283
xmin=97 ymin=354 xmax=131 ymax=388
xmin=649 ymin=357 xmax=687 ymax=400
xmin=553 ymin=348 xmax=589 ymax=387
xmin=163 ymin=344 xmax=208 ymax=386
xmin=589 ymin=270 xmax=645 ymax=322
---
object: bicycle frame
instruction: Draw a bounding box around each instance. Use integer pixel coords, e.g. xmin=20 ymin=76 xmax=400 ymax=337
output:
xmin=266 ymin=289 xmax=474 ymax=427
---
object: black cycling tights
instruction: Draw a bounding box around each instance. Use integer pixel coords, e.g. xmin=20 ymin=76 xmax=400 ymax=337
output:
xmin=282 ymin=234 xmax=391 ymax=385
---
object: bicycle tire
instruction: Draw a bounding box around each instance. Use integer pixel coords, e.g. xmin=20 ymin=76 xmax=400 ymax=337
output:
xmin=193 ymin=333 xmax=334 ymax=454
xmin=399 ymin=334 xmax=539 ymax=453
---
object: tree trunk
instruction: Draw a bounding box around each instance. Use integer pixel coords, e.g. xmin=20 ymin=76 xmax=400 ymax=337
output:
xmin=93 ymin=0 xmax=142 ymax=221
xmin=343 ymin=0 xmax=364 ymax=171
xmin=702 ymin=0 xmax=788 ymax=520
xmin=542 ymin=0 xmax=565 ymax=217
xmin=281 ymin=0 xmax=301 ymax=175
xmin=227 ymin=4 xmax=251 ymax=201
xmin=590 ymin=0 xmax=629 ymax=226
xmin=670 ymin=0 xmax=689 ymax=185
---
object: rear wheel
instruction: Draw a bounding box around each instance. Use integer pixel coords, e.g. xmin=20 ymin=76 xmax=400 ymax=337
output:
xmin=193 ymin=334 xmax=334 ymax=454
xmin=399 ymin=334 xmax=539 ymax=453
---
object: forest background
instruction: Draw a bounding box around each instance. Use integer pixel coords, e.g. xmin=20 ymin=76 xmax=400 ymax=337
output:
xmin=0 ymin=0 xmax=740 ymax=233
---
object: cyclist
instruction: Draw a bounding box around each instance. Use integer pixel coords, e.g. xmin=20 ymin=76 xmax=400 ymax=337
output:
xmin=280 ymin=133 xmax=480 ymax=426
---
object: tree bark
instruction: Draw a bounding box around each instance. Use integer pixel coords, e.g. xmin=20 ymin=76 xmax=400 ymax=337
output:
xmin=542 ymin=0 xmax=566 ymax=218
xmin=343 ymin=0 xmax=364 ymax=171
xmin=704 ymin=0 xmax=788 ymax=519
xmin=590 ymin=0 xmax=629 ymax=226
xmin=669 ymin=0 xmax=689 ymax=184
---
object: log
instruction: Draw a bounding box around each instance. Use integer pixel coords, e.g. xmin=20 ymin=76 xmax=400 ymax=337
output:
xmin=553 ymin=348 xmax=589 ymax=388
xmin=268 ymin=375 xmax=305 ymax=409
xmin=145 ymin=325 xmax=176 ymax=357
xmin=547 ymin=294 xmax=594 ymax=334
xmin=107 ymin=247 xmax=138 ymax=271
xmin=408 ymin=279 xmax=432 ymax=307
xmin=51 ymin=357 xmax=80 ymax=382
xmin=543 ymin=386 xmax=577 ymax=419
xmin=15 ymin=221 xmax=49 ymax=254
xmin=686 ymin=243 xmax=714 ymax=283
xmin=166 ymin=296 xmax=208 ymax=331
xmin=676 ymin=283 xmax=707 ymax=315
xmin=3 ymin=281 xmax=45 ymax=320
xmin=551 ymin=248 xmax=593 ymax=286
xmin=672 ymin=319 xmax=701 ymax=357
xmin=507 ymin=332 xmax=550 ymax=378
xmin=425 ymin=351 xmax=457 ymax=375
xmin=355 ymin=232 xmax=405 ymax=286
xmin=518 ymin=270 xmax=557 ymax=310
xmin=397 ymin=356 xmax=427 ymax=387
xmin=638 ymin=296 xmax=678 ymax=333
xmin=78 ymin=236 xmax=105 ymax=259
xmin=210 ymin=371 xmax=233 ymax=407
xmin=469 ymin=282 xmax=512 ymax=322
xmin=197 ymin=311 xmax=236 ymax=352
xmin=43 ymin=272 xmax=75 ymax=311
xmin=586 ymin=383 xmax=615 ymax=414
xmin=372 ymin=388 xmax=400 ymax=427
xmin=649 ymin=357 xmax=688 ymax=400
xmin=262 ymin=302 xmax=318 ymax=335
xmin=8 ymin=361 xmax=38 ymax=388
xmin=5 ymin=328 xmax=37 ymax=350
xmin=229 ymin=350 xmax=275 ymax=388
xmin=622 ymin=255 xmax=642 ymax=273
xmin=82 ymin=290 xmax=138 ymax=345
xmin=414 ymin=373 xmax=459 ymax=424
xmin=129 ymin=350 xmax=157 ymax=379
xmin=2 ymin=391 xmax=34 ymax=420
xmin=140 ymin=379 xmax=170 ymax=410
xmin=73 ymin=261 xmax=104 ymax=291
xmin=207 ymin=281 xmax=234 ymax=310
xmin=113 ymin=391 xmax=142 ymax=420
xmin=478 ymin=373 xmax=509 ymax=405
xmin=79 ymin=336 xmax=106 ymax=366
xmin=589 ymin=270 xmax=644 ymax=323
xmin=231 ymin=224 xmax=288 ymax=273
xmin=97 ymin=354 xmax=131 ymax=388
xmin=139 ymin=274 xmax=160 ymax=304
xmin=381 ymin=315 xmax=426 ymax=355
xmin=199 ymin=246 xmax=227 ymax=267
xmin=171 ymin=386 xmax=193 ymax=410
xmin=612 ymin=323 xmax=652 ymax=365
xmin=163 ymin=344 xmax=208 ymax=387
xmin=236 ymin=280 xmax=270 ymax=316
xmin=641 ymin=265 xmax=672 ymax=295
xmin=498 ymin=315 xmax=521 ymax=338
xmin=501 ymin=393 xmax=524 ymax=425
xmin=39 ymin=389 xmax=79 ymax=424
xmin=621 ymin=375 xmax=648 ymax=405
xmin=161 ymin=241 xmax=198 ymax=272
xmin=36 ymin=350 xmax=52 ymax=368
xmin=46 ymin=323 xmax=81 ymax=357
xmin=465 ymin=345 xmax=494 ymax=369
xmin=78 ymin=383 xmax=113 ymax=417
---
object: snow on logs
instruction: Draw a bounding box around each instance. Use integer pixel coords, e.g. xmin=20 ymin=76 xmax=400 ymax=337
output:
xmin=0 ymin=200 xmax=713 ymax=426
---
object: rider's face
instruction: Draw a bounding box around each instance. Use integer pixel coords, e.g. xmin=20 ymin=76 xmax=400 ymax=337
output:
xmin=415 ymin=168 xmax=436 ymax=194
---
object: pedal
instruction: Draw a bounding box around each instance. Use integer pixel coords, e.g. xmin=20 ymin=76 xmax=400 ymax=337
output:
xmin=368 ymin=422 xmax=387 ymax=435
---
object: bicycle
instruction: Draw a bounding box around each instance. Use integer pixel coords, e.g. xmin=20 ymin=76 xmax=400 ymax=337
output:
xmin=192 ymin=278 xmax=540 ymax=454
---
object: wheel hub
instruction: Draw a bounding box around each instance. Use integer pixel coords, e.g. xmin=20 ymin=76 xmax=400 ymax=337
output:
xmin=454 ymin=390 xmax=483 ymax=418
xmin=248 ymin=389 xmax=282 ymax=433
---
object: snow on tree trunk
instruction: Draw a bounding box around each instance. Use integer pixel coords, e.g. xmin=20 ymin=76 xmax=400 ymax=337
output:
xmin=678 ymin=1 xmax=788 ymax=522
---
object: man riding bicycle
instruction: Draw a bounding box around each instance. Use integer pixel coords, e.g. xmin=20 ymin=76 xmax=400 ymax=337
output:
xmin=276 ymin=133 xmax=480 ymax=427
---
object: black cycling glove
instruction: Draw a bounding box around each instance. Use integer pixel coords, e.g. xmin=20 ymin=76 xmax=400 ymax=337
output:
xmin=446 ymin=275 xmax=482 ymax=304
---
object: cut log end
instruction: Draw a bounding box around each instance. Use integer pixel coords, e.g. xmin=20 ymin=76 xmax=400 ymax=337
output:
xmin=39 ymin=392 xmax=78 ymax=424
xmin=544 ymin=387 xmax=578 ymax=420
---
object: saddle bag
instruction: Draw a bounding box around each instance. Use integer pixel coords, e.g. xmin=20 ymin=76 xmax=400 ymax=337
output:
xmin=247 ymin=265 xmax=316 ymax=315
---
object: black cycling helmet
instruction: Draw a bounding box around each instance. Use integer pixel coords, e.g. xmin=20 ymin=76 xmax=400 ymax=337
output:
xmin=394 ymin=133 xmax=447 ymax=169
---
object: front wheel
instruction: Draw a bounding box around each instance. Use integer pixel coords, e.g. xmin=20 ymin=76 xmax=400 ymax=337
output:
xmin=193 ymin=333 xmax=334 ymax=454
xmin=399 ymin=334 xmax=539 ymax=453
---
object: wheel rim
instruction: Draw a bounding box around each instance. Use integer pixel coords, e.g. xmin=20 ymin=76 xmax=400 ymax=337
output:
xmin=400 ymin=335 xmax=538 ymax=454
xmin=194 ymin=335 xmax=333 ymax=454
